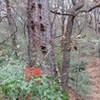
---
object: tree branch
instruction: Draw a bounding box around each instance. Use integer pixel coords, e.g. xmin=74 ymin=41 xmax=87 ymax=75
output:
xmin=0 ymin=16 xmax=7 ymax=22
xmin=51 ymin=10 xmax=74 ymax=16
xmin=51 ymin=2 xmax=100 ymax=16
xmin=88 ymin=3 xmax=100 ymax=12
xmin=0 ymin=27 xmax=17 ymax=45
xmin=51 ymin=2 xmax=84 ymax=16
xmin=76 ymin=2 xmax=100 ymax=15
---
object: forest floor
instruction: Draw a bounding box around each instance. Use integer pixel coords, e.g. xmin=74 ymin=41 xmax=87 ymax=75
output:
xmin=86 ymin=57 xmax=100 ymax=100
xmin=69 ymin=56 xmax=100 ymax=100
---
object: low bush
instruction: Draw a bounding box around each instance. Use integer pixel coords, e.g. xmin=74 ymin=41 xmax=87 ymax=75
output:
xmin=0 ymin=59 xmax=69 ymax=100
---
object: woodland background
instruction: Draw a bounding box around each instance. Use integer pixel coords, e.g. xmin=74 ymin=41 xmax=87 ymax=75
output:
xmin=0 ymin=0 xmax=100 ymax=100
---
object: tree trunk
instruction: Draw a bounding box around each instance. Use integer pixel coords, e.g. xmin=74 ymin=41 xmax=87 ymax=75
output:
xmin=62 ymin=0 xmax=84 ymax=92
xmin=61 ymin=0 xmax=66 ymax=47
xmin=5 ymin=0 xmax=17 ymax=58
xmin=62 ymin=16 xmax=75 ymax=92
xmin=27 ymin=0 xmax=37 ymax=67
xmin=27 ymin=0 xmax=57 ymax=76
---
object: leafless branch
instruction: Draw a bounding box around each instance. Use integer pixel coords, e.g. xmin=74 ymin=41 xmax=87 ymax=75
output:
xmin=0 ymin=16 xmax=7 ymax=22
xmin=51 ymin=2 xmax=100 ymax=17
xmin=76 ymin=3 xmax=100 ymax=15
xmin=0 ymin=27 xmax=17 ymax=45
xmin=51 ymin=10 xmax=74 ymax=16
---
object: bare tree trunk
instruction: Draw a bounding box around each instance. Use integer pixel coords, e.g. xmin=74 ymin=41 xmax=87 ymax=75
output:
xmin=62 ymin=16 xmax=75 ymax=92
xmin=93 ymin=0 xmax=100 ymax=58
xmin=61 ymin=0 xmax=66 ymax=46
xmin=27 ymin=0 xmax=37 ymax=67
xmin=61 ymin=0 xmax=84 ymax=92
xmin=42 ymin=0 xmax=57 ymax=77
xmin=5 ymin=0 xmax=17 ymax=58
xmin=27 ymin=0 xmax=57 ymax=76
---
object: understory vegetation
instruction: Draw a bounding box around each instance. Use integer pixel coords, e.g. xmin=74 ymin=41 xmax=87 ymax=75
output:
xmin=0 ymin=0 xmax=100 ymax=100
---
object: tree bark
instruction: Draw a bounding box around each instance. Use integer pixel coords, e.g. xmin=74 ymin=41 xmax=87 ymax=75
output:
xmin=27 ymin=0 xmax=37 ymax=67
xmin=5 ymin=0 xmax=18 ymax=58
xmin=62 ymin=0 xmax=84 ymax=92
xmin=62 ymin=16 xmax=75 ymax=92
xmin=27 ymin=0 xmax=57 ymax=76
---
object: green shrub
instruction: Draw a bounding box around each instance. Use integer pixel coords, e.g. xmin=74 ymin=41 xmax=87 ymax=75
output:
xmin=0 ymin=59 xmax=69 ymax=100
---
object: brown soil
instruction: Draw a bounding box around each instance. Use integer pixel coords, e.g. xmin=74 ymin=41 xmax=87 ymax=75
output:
xmin=69 ymin=57 xmax=100 ymax=100
xmin=86 ymin=58 xmax=100 ymax=100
